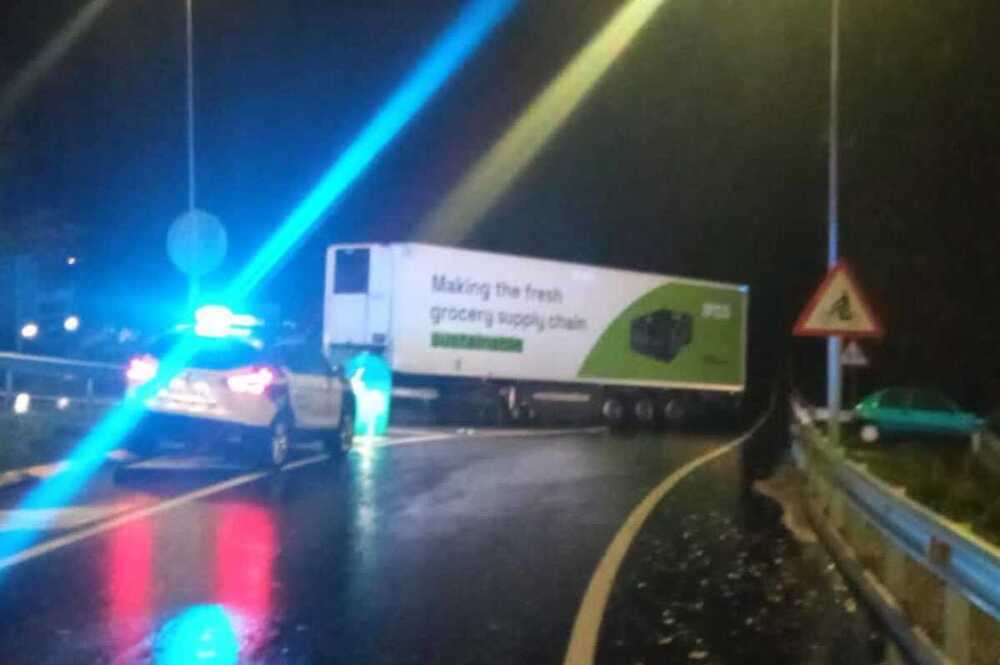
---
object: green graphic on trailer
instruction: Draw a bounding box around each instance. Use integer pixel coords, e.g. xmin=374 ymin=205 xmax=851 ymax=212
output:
xmin=578 ymin=282 xmax=744 ymax=386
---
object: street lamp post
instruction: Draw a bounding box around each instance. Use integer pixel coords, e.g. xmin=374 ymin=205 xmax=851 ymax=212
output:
xmin=185 ymin=0 xmax=198 ymax=306
xmin=827 ymin=0 xmax=843 ymax=444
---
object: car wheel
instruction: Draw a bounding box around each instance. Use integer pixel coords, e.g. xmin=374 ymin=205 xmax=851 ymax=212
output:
xmin=328 ymin=408 xmax=354 ymax=455
xmin=860 ymin=424 xmax=880 ymax=444
xmin=262 ymin=414 xmax=292 ymax=469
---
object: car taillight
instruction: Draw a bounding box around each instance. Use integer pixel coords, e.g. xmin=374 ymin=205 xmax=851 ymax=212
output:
xmin=126 ymin=355 xmax=158 ymax=384
xmin=227 ymin=366 xmax=277 ymax=396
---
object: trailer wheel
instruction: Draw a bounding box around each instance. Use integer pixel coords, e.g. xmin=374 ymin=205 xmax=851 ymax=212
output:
xmin=662 ymin=396 xmax=687 ymax=427
xmin=601 ymin=396 xmax=625 ymax=426
xmin=634 ymin=397 xmax=656 ymax=427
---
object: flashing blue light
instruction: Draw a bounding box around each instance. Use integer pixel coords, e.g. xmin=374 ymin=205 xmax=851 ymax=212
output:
xmin=193 ymin=305 xmax=260 ymax=338
xmin=0 ymin=0 xmax=516 ymax=575
xmin=154 ymin=605 xmax=239 ymax=665
xmin=223 ymin=0 xmax=516 ymax=300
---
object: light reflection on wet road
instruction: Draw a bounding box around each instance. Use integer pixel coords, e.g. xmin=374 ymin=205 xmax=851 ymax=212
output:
xmin=0 ymin=427 xmax=882 ymax=664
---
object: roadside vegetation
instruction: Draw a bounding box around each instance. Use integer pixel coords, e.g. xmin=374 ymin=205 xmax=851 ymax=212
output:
xmin=843 ymin=430 xmax=1000 ymax=547
xmin=0 ymin=412 xmax=82 ymax=476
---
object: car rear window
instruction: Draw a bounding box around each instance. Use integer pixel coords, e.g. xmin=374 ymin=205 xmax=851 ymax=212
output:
xmin=147 ymin=334 xmax=264 ymax=370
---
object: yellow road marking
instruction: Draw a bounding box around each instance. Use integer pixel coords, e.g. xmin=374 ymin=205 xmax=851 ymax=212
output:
xmin=562 ymin=413 xmax=772 ymax=665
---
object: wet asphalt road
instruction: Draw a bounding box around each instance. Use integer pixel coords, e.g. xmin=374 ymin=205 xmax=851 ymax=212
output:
xmin=0 ymin=426 xmax=884 ymax=665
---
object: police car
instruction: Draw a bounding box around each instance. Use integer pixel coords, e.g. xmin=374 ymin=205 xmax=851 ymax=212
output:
xmin=124 ymin=310 xmax=355 ymax=468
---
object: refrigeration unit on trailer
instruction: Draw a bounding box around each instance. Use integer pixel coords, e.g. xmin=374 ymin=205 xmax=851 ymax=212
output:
xmin=323 ymin=243 xmax=747 ymax=426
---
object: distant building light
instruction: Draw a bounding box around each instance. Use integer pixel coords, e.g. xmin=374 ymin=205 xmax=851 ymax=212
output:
xmin=56 ymin=396 xmax=70 ymax=410
xmin=13 ymin=393 xmax=31 ymax=414
xmin=20 ymin=322 xmax=39 ymax=340
xmin=64 ymin=315 xmax=81 ymax=333
xmin=67 ymin=256 xmax=77 ymax=266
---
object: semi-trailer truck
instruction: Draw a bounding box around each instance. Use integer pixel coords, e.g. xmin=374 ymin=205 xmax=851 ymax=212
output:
xmin=322 ymin=243 xmax=747 ymax=426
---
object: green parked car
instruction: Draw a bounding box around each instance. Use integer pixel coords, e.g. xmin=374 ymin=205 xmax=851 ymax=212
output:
xmin=854 ymin=387 xmax=984 ymax=443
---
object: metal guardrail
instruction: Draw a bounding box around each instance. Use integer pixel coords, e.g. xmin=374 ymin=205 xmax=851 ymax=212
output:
xmin=793 ymin=399 xmax=1000 ymax=621
xmin=792 ymin=398 xmax=1000 ymax=665
xmin=0 ymin=352 xmax=123 ymax=420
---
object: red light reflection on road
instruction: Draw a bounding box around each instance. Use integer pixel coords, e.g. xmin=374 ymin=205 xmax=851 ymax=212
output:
xmin=215 ymin=503 xmax=276 ymax=651
xmin=106 ymin=518 xmax=153 ymax=656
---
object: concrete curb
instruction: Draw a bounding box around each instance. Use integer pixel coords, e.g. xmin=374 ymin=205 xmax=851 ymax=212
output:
xmin=0 ymin=462 xmax=64 ymax=492
xmin=0 ymin=451 xmax=131 ymax=492
xmin=804 ymin=490 xmax=951 ymax=665
xmin=0 ymin=469 xmax=32 ymax=492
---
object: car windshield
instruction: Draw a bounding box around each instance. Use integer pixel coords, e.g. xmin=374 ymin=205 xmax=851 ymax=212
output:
xmin=2 ymin=2 xmax=992 ymax=664
xmin=879 ymin=388 xmax=909 ymax=409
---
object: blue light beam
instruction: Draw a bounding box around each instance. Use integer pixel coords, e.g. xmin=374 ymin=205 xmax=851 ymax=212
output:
xmin=0 ymin=0 xmax=516 ymax=574
xmin=0 ymin=335 xmax=201 ymax=568
xmin=223 ymin=0 xmax=516 ymax=302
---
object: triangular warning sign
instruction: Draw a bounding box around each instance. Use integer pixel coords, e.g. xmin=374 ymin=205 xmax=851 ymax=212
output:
xmin=794 ymin=261 xmax=884 ymax=338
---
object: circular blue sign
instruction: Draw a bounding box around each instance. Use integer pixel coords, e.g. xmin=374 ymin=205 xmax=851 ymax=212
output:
xmin=167 ymin=209 xmax=227 ymax=277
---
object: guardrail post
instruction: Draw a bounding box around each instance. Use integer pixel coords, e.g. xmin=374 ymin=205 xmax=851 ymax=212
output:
xmin=882 ymin=545 xmax=906 ymax=601
xmin=945 ymin=585 xmax=971 ymax=665
xmin=829 ymin=485 xmax=845 ymax=531
xmin=85 ymin=377 xmax=95 ymax=419
xmin=848 ymin=500 xmax=870 ymax=549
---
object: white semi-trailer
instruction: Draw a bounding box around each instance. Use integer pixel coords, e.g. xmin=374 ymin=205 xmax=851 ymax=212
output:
xmin=323 ymin=243 xmax=747 ymax=426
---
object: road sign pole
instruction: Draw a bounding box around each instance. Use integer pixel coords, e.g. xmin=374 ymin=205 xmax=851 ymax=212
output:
xmin=188 ymin=275 xmax=200 ymax=311
xmin=185 ymin=0 xmax=196 ymax=213
xmin=829 ymin=336 xmax=842 ymax=445
xmin=826 ymin=0 xmax=842 ymax=446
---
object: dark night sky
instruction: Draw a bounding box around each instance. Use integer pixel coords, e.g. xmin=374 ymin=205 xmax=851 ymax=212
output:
xmin=2 ymin=0 xmax=999 ymax=406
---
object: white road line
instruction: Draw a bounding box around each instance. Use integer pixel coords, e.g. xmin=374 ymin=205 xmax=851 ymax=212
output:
xmin=0 ymin=505 xmax=128 ymax=533
xmin=0 ymin=433 xmax=454 ymax=571
xmin=0 ymin=427 xmax=601 ymax=572
xmin=0 ymin=469 xmax=268 ymax=571
xmin=386 ymin=427 xmax=441 ymax=437
xmin=561 ymin=411 xmax=774 ymax=665
xmin=459 ymin=426 xmax=607 ymax=438
xmin=0 ymin=451 xmax=346 ymax=571
xmin=284 ymin=453 xmax=329 ymax=470
xmin=366 ymin=434 xmax=459 ymax=448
